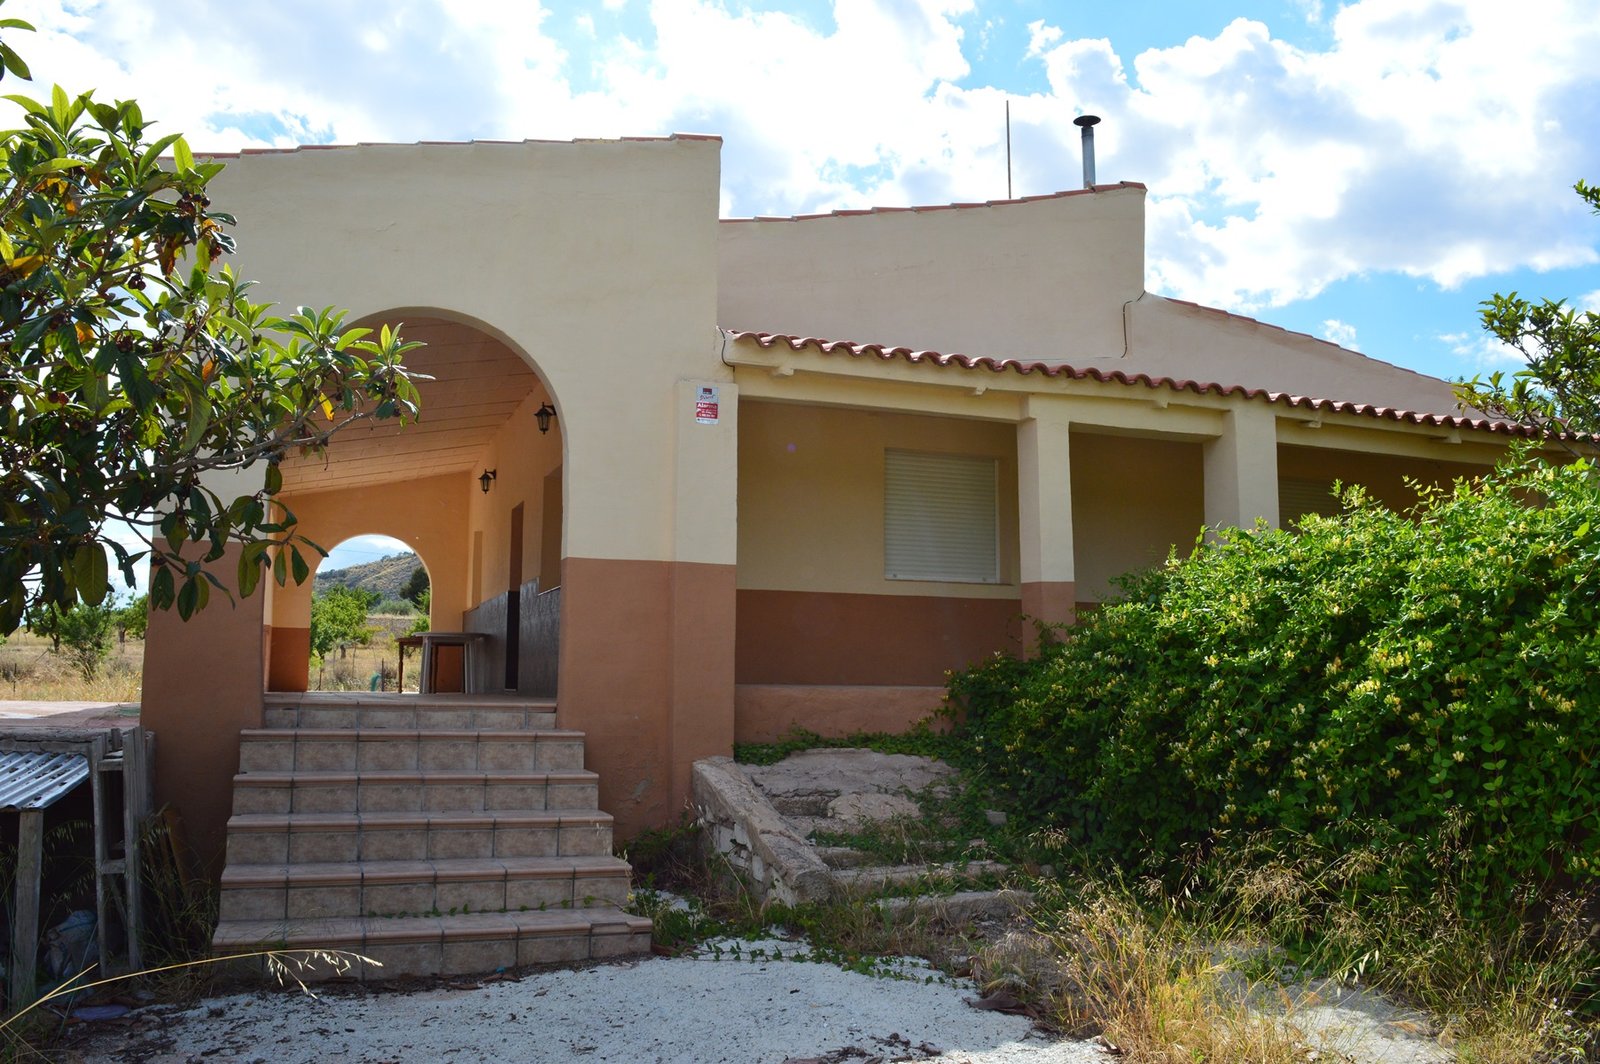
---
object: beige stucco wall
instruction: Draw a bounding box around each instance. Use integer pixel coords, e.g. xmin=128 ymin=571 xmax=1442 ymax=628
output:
xmin=1069 ymin=431 xmax=1207 ymax=601
xmin=737 ymin=400 xmax=1020 ymax=597
xmin=466 ymin=384 xmax=565 ymax=605
xmin=208 ymin=137 xmax=731 ymax=570
xmin=1124 ymin=295 xmax=1466 ymax=415
xmin=718 ymin=186 xmax=1145 ymax=361
xmin=270 ymin=473 xmax=472 ymax=630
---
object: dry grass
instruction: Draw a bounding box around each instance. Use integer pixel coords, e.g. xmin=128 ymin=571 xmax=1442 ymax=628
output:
xmin=0 ymin=631 xmax=143 ymax=702
xmin=309 ymin=615 xmax=418 ymax=692
xmin=973 ymin=882 xmax=1317 ymax=1063
xmin=0 ymin=613 xmax=423 ymax=699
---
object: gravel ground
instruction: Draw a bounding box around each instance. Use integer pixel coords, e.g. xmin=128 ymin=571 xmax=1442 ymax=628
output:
xmin=57 ymin=945 xmax=1103 ymax=1064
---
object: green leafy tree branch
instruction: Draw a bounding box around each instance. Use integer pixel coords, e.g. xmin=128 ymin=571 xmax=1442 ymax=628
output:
xmin=0 ymin=11 xmax=423 ymax=633
xmin=1457 ymin=180 xmax=1600 ymax=443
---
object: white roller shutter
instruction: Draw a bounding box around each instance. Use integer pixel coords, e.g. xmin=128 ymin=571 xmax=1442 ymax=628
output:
xmin=884 ymin=450 xmax=1000 ymax=583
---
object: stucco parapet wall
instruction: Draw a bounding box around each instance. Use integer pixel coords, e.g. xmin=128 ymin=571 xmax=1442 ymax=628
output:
xmin=723 ymin=329 xmax=1547 ymax=441
xmin=693 ymin=756 xmax=835 ymax=905
xmin=199 ymin=133 xmax=722 ymax=157
xmin=718 ymin=182 xmax=1147 ymax=223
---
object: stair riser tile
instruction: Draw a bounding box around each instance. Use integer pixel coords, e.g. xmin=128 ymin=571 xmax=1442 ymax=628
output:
xmin=227 ymin=833 xmax=288 ymax=865
xmin=546 ymin=782 xmax=599 ymax=810
xmin=516 ymin=934 xmax=590 ymax=967
xmin=504 ymin=878 xmax=574 ymax=912
xmin=422 ymin=783 xmax=483 ymax=812
xmin=558 ymin=825 xmax=614 ymax=856
xmin=362 ymin=831 xmax=431 ymax=862
xmin=233 ymin=787 xmax=292 ymax=816
xmin=494 ymin=827 xmax=560 ymax=858
xmin=292 ymin=785 xmax=359 ymax=814
xmin=419 ymin=709 xmax=475 ymax=729
xmin=297 ymin=708 xmax=359 ymax=729
xmin=591 ymin=929 xmax=652 ymax=959
xmin=485 ymin=784 xmax=547 ymax=811
xmin=219 ymin=889 xmax=286 ymax=923
xmin=238 ymin=741 xmax=294 ymax=773
xmin=364 ymin=883 xmax=434 ymax=916
xmin=416 ymin=740 xmax=477 ymax=772
xmin=358 ymin=742 xmax=420 ymax=772
xmin=292 ymin=832 xmax=360 ymax=863
xmin=572 ymin=876 xmax=630 ymax=907
xmin=287 ymin=886 xmax=361 ymax=920
xmin=296 ymin=741 xmax=357 ymax=772
xmin=262 ymin=708 xmax=297 ymax=729
xmin=534 ymin=743 xmax=584 ymax=771
xmin=443 ymin=938 xmax=516 ymax=975
xmin=362 ymin=942 xmax=442 ymax=979
xmin=427 ymin=829 xmax=497 ymax=860
xmin=476 ymin=741 xmax=540 ymax=772
xmin=476 ymin=710 xmax=531 ymax=730
xmin=436 ymin=881 xmax=506 ymax=914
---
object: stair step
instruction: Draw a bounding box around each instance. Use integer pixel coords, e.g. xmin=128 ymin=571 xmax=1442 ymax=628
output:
xmin=226 ymin=810 xmax=615 ymax=864
xmin=262 ymin=695 xmax=556 ymax=732
xmin=231 ymin=769 xmax=600 ymax=815
xmin=219 ymin=856 xmax=633 ymax=921
xmin=211 ymin=908 xmax=651 ymax=980
xmin=237 ymin=730 xmax=586 ymax=774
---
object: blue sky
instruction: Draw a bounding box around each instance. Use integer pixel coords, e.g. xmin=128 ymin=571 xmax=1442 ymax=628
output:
xmin=12 ymin=0 xmax=1598 ymax=577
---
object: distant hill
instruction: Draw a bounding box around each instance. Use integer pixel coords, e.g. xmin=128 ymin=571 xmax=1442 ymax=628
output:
xmin=314 ymin=551 xmax=423 ymax=603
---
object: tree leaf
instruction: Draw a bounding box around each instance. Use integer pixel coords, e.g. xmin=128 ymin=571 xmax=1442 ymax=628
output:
xmin=72 ymin=541 xmax=109 ymax=604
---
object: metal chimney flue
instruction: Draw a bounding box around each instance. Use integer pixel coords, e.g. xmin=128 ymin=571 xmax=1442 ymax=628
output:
xmin=1074 ymin=114 xmax=1101 ymax=189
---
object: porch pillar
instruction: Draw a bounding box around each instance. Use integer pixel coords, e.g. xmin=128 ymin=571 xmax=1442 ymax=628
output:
xmin=667 ymin=378 xmax=738 ymax=817
xmin=1203 ymin=404 xmax=1280 ymax=530
xmin=1016 ymin=396 xmax=1076 ymax=630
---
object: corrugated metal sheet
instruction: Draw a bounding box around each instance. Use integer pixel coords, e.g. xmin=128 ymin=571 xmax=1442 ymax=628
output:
xmin=0 ymin=750 xmax=90 ymax=811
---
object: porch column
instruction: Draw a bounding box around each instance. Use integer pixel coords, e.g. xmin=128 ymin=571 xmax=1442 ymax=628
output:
xmin=140 ymin=467 xmax=267 ymax=875
xmin=1016 ymin=396 xmax=1076 ymax=629
xmin=1203 ymin=404 xmax=1280 ymax=530
xmin=668 ymin=378 xmax=739 ymax=817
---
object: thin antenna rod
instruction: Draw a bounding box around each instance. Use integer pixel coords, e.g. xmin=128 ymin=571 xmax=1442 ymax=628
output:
xmin=1005 ymin=100 xmax=1013 ymax=199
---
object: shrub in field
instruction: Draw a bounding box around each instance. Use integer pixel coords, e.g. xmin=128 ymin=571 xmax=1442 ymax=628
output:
xmin=949 ymin=458 xmax=1600 ymax=916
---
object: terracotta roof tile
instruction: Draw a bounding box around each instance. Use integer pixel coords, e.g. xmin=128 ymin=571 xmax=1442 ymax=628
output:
xmin=721 ymin=183 xmax=1145 ymax=224
xmin=724 ymin=329 xmax=1547 ymax=439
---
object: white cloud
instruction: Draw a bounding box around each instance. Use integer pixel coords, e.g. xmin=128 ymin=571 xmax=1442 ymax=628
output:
xmin=1578 ymin=289 xmax=1600 ymax=314
xmin=6 ymin=0 xmax=1597 ymax=318
xmin=1439 ymin=329 xmax=1525 ymax=371
xmin=1025 ymin=18 xmax=1062 ymax=57
xmin=1321 ymin=319 xmax=1358 ymax=346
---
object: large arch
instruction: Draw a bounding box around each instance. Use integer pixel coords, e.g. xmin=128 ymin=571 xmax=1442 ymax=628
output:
xmin=266 ymin=312 xmax=564 ymax=695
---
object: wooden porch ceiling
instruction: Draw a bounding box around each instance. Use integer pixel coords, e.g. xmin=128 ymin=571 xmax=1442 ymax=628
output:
xmin=279 ymin=317 xmax=540 ymax=495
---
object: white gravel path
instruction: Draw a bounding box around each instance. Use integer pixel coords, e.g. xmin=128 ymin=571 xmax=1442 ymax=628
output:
xmin=62 ymin=946 xmax=1103 ymax=1064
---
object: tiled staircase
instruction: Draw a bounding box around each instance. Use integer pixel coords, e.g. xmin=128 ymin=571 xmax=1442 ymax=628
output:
xmin=211 ymin=693 xmax=651 ymax=979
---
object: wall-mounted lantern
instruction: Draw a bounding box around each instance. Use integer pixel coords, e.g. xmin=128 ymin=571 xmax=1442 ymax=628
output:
xmin=479 ymin=469 xmax=497 ymax=494
xmin=535 ymin=402 xmax=557 ymax=435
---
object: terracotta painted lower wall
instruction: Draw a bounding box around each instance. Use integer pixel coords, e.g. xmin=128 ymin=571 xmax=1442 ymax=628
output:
xmin=734 ymin=683 xmax=949 ymax=744
xmin=140 ymin=542 xmax=264 ymax=876
xmin=736 ymin=589 xmax=1023 ymax=686
xmin=556 ymin=556 xmax=736 ymax=840
xmin=266 ymin=626 xmax=310 ymax=692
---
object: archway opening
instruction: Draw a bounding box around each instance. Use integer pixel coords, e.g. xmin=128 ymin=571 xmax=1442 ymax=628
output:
xmin=261 ymin=311 xmax=566 ymax=697
xmin=306 ymin=534 xmax=433 ymax=692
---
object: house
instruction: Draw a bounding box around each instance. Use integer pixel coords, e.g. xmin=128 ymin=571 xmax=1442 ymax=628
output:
xmin=139 ymin=135 xmax=1536 ymax=872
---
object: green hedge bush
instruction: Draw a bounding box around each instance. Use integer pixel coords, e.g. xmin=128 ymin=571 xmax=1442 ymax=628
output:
xmin=949 ymin=458 xmax=1600 ymax=914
